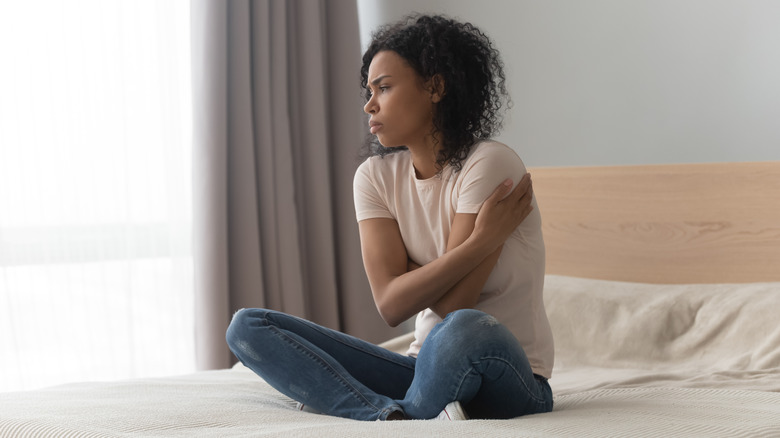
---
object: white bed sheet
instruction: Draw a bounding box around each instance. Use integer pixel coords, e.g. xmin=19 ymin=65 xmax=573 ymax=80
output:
xmin=2 ymin=276 xmax=779 ymax=437
xmin=2 ymin=364 xmax=778 ymax=437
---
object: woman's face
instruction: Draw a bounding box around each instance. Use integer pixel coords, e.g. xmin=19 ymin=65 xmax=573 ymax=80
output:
xmin=363 ymin=50 xmax=437 ymax=149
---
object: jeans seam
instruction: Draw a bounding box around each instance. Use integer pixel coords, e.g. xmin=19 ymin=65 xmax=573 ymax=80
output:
xmin=269 ymin=312 xmax=416 ymax=372
xmin=314 ymin=326 xmax=415 ymax=369
xmin=269 ymin=325 xmax=383 ymax=414
xmin=453 ymin=365 xmax=478 ymax=402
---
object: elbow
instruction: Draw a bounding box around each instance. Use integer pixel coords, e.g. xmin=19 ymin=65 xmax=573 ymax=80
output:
xmin=384 ymin=317 xmax=402 ymax=328
xmin=377 ymin=307 xmax=403 ymax=328
xmin=375 ymin=300 xmax=407 ymax=328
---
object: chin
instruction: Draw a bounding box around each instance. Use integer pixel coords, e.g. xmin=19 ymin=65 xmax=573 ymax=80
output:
xmin=375 ymin=137 xmax=404 ymax=149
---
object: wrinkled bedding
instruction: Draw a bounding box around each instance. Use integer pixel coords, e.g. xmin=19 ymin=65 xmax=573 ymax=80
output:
xmin=544 ymin=275 xmax=780 ymax=395
xmin=1 ymin=275 xmax=778 ymax=437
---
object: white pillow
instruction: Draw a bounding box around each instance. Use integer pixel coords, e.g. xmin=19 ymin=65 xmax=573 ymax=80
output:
xmin=543 ymin=275 xmax=780 ymax=371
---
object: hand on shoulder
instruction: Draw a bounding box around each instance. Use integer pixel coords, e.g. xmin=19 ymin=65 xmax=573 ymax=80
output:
xmin=473 ymin=173 xmax=533 ymax=250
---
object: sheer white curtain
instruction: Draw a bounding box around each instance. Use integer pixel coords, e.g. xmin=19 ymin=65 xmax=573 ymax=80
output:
xmin=0 ymin=1 xmax=194 ymax=392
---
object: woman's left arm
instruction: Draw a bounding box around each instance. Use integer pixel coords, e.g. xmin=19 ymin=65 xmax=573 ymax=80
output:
xmin=426 ymin=146 xmax=532 ymax=317
xmin=427 ymin=212 xmax=502 ymax=318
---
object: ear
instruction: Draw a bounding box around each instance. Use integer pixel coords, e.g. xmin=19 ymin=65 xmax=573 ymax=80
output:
xmin=427 ymin=74 xmax=446 ymax=103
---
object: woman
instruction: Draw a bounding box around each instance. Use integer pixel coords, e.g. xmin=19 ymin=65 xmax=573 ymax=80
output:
xmin=226 ymin=14 xmax=554 ymax=421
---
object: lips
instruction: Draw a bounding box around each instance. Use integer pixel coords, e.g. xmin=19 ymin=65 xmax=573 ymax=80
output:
xmin=369 ymin=121 xmax=383 ymax=134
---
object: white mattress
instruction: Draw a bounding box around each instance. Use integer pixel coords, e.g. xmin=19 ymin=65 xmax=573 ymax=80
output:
xmin=2 ymin=275 xmax=779 ymax=437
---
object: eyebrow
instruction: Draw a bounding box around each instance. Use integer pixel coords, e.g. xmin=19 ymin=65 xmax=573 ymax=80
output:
xmin=370 ymin=75 xmax=391 ymax=86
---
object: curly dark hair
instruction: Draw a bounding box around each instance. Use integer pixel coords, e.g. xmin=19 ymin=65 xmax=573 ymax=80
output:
xmin=360 ymin=14 xmax=510 ymax=171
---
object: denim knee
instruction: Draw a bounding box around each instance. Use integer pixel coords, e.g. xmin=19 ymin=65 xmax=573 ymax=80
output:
xmin=225 ymin=308 xmax=270 ymax=356
xmin=432 ymin=309 xmax=516 ymax=354
xmin=445 ymin=309 xmax=502 ymax=335
xmin=445 ymin=308 xmax=496 ymax=326
xmin=226 ymin=308 xmax=246 ymax=352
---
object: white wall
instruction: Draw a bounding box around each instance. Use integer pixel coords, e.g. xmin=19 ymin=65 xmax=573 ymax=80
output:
xmin=357 ymin=0 xmax=780 ymax=166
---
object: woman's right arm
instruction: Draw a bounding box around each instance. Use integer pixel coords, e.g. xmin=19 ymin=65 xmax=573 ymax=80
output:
xmin=358 ymin=175 xmax=533 ymax=327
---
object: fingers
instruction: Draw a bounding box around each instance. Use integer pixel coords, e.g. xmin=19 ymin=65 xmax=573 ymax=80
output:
xmin=510 ymin=174 xmax=534 ymax=223
xmin=514 ymin=173 xmax=532 ymax=196
xmin=503 ymin=173 xmax=532 ymax=204
xmin=488 ymin=173 xmax=532 ymax=202
xmin=474 ymin=173 xmax=535 ymax=245
xmin=486 ymin=178 xmax=514 ymax=203
xmin=518 ymin=174 xmax=533 ymax=203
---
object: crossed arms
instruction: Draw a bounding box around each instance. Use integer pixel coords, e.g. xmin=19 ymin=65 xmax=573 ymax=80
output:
xmin=357 ymin=174 xmax=534 ymax=327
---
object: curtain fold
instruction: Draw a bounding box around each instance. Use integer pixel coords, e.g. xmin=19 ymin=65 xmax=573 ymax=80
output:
xmin=191 ymin=0 xmax=405 ymax=370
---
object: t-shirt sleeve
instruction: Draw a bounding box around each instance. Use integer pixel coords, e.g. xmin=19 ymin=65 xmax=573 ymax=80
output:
xmin=456 ymin=144 xmax=528 ymax=214
xmin=353 ymin=159 xmax=394 ymax=222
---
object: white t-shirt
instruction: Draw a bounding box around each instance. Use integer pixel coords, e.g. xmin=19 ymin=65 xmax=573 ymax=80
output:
xmin=353 ymin=140 xmax=554 ymax=378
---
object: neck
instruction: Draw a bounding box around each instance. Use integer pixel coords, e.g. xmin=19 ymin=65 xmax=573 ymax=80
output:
xmin=407 ymin=133 xmax=442 ymax=179
xmin=411 ymin=155 xmax=439 ymax=179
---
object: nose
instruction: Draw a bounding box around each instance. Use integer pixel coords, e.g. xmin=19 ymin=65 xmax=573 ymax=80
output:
xmin=363 ymin=95 xmax=377 ymax=114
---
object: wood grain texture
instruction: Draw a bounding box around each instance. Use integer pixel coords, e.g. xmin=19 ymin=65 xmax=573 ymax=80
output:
xmin=529 ymin=162 xmax=780 ymax=283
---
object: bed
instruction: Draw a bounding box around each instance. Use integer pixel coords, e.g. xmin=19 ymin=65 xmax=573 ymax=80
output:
xmin=2 ymin=161 xmax=779 ymax=437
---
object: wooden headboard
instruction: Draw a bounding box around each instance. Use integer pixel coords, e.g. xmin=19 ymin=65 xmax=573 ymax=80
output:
xmin=530 ymin=161 xmax=780 ymax=284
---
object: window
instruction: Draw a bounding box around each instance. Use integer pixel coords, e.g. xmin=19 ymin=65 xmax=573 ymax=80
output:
xmin=0 ymin=0 xmax=194 ymax=392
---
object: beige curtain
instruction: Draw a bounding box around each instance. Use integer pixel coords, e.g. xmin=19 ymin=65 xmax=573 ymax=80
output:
xmin=190 ymin=0 xmax=405 ymax=370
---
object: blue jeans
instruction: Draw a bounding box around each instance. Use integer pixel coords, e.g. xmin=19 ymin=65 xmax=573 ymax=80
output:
xmin=226 ymin=308 xmax=553 ymax=421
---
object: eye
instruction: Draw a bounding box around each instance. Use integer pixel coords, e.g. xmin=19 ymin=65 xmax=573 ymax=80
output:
xmin=365 ymin=85 xmax=389 ymax=100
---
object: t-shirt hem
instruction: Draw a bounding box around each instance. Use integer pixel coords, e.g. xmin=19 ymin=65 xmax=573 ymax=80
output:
xmin=456 ymin=203 xmax=482 ymax=214
xmin=356 ymin=211 xmax=395 ymax=222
